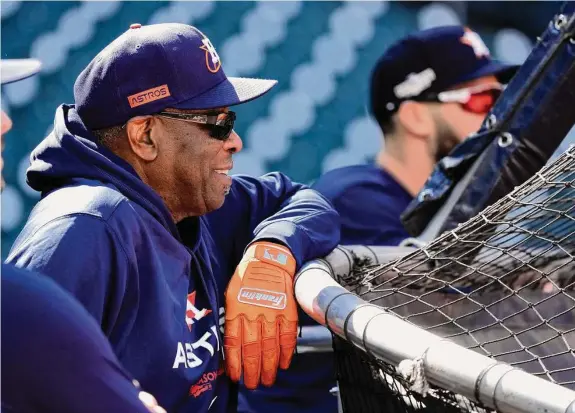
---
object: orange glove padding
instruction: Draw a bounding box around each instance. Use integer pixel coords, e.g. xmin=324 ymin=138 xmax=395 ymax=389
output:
xmin=224 ymin=241 xmax=298 ymax=390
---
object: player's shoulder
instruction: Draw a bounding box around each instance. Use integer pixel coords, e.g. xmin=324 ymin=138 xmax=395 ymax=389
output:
xmin=1 ymin=263 xmax=127 ymax=406
xmin=25 ymin=178 xmax=157 ymax=237
xmin=32 ymin=178 xmax=130 ymax=222
xmin=312 ymin=164 xmax=392 ymax=201
xmin=1 ymin=263 xmax=105 ymax=342
xmin=2 ymin=263 xmax=72 ymax=306
xmin=11 ymin=179 xmax=144 ymax=253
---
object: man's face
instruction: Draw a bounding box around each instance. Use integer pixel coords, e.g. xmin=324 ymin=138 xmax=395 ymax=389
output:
xmin=149 ymin=107 xmax=242 ymax=217
xmin=1 ymin=110 xmax=14 ymax=189
xmin=430 ymin=75 xmax=499 ymax=161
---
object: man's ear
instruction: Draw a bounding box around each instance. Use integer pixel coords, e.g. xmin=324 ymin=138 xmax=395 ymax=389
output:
xmin=396 ymin=101 xmax=434 ymax=139
xmin=125 ymin=116 xmax=158 ymax=161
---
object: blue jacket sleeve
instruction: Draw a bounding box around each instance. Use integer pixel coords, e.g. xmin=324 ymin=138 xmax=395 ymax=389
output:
xmin=5 ymin=214 xmax=129 ymax=335
xmin=207 ymin=172 xmax=340 ymax=269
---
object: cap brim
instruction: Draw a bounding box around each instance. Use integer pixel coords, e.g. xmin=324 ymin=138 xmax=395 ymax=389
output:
xmin=458 ymin=61 xmax=520 ymax=86
xmin=172 ymin=77 xmax=277 ymax=110
xmin=1 ymin=59 xmax=42 ymax=85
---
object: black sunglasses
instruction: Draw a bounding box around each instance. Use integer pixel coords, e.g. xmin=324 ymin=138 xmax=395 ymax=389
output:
xmin=156 ymin=110 xmax=236 ymax=141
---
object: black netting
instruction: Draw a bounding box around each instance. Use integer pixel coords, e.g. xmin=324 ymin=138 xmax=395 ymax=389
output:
xmin=333 ymin=335 xmax=495 ymax=412
xmin=334 ymin=146 xmax=575 ymax=412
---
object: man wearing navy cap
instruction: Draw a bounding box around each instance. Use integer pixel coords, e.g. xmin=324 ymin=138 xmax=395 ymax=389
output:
xmin=7 ymin=23 xmax=339 ymax=413
xmin=313 ymin=25 xmax=517 ymax=245
xmin=240 ymin=26 xmax=519 ymax=413
xmin=1 ymin=59 xmax=165 ymax=413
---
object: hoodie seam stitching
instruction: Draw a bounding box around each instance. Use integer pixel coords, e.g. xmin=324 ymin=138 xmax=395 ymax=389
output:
xmin=254 ymin=217 xmax=315 ymax=250
xmin=290 ymin=210 xmax=327 ymax=225
xmin=13 ymin=212 xmax=131 ymax=268
xmin=103 ymin=201 xmax=134 ymax=268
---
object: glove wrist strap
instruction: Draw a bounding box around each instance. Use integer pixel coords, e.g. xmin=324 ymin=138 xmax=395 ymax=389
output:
xmin=250 ymin=241 xmax=296 ymax=275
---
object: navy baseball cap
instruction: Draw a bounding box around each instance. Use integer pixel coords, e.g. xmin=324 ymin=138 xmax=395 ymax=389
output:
xmin=74 ymin=23 xmax=277 ymax=130
xmin=1 ymin=59 xmax=42 ymax=85
xmin=370 ymin=26 xmax=519 ymax=125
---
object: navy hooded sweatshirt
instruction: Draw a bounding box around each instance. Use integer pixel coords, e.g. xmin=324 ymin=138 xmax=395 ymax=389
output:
xmin=6 ymin=104 xmax=340 ymax=413
xmin=238 ymin=164 xmax=413 ymax=413
xmin=2 ymin=263 xmax=151 ymax=413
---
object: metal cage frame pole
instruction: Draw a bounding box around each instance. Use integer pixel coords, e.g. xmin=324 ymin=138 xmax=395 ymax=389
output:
xmin=295 ymin=245 xmax=419 ymax=354
xmin=294 ymin=246 xmax=575 ymax=413
xmin=294 ymin=246 xmax=418 ymax=413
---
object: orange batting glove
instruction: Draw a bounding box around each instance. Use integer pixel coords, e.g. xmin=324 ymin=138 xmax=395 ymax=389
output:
xmin=224 ymin=241 xmax=298 ymax=390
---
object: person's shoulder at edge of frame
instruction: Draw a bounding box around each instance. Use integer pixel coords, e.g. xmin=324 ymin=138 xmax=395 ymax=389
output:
xmin=0 ymin=263 xmax=150 ymax=413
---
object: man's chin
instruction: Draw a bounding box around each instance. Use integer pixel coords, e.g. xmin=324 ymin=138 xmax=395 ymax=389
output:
xmin=205 ymin=189 xmax=230 ymax=214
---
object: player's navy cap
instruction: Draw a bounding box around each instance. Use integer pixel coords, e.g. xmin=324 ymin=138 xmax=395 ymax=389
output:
xmin=370 ymin=26 xmax=519 ymax=125
xmin=1 ymin=59 xmax=42 ymax=85
xmin=74 ymin=23 xmax=277 ymax=130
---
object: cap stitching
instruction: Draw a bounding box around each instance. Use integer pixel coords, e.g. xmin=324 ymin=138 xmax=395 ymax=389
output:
xmin=174 ymin=77 xmax=229 ymax=109
xmin=156 ymin=30 xmax=180 ymax=108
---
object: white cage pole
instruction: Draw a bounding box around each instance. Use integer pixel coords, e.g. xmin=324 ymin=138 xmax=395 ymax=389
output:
xmin=295 ymin=245 xmax=417 ymax=353
xmin=295 ymin=246 xmax=575 ymax=413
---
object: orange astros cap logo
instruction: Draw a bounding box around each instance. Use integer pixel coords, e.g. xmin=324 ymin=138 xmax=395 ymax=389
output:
xmin=127 ymin=84 xmax=171 ymax=108
xmin=199 ymin=37 xmax=221 ymax=73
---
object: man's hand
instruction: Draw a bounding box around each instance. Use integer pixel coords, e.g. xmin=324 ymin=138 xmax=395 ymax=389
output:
xmin=138 ymin=391 xmax=167 ymax=413
xmin=224 ymin=241 xmax=298 ymax=390
xmin=133 ymin=380 xmax=166 ymax=413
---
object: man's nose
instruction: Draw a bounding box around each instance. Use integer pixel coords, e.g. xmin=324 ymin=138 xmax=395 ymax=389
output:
xmin=224 ymin=130 xmax=243 ymax=154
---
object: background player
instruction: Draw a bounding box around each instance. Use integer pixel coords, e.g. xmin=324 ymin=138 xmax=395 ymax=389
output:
xmin=313 ymin=25 xmax=518 ymax=245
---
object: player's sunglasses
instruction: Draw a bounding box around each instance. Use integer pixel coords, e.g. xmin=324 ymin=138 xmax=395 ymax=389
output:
xmin=156 ymin=110 xmax=236 ymax=141
xmin=419 ymin=83 xmax=504 ymax=114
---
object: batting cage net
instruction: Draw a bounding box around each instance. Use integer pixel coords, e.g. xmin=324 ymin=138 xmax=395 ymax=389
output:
xmin=332 ymin=145 xmax=575 ymax=412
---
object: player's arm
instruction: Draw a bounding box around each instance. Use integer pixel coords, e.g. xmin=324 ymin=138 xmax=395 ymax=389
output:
xmin=5 ymin=214 xmax=130 ymax=332
xmin=208 ymin=172 xmax=340 ymax=390
xmin=213 ymin=171 xmax=340 ymax=265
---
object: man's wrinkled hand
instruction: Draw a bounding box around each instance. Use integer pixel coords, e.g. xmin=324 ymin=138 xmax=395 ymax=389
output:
xmin=224 ymin=241 xmax=298 ymax=390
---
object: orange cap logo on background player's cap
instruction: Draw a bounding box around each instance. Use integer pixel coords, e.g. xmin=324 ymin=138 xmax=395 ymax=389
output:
xmin=460 ymin=27 xmax=491 ymax=59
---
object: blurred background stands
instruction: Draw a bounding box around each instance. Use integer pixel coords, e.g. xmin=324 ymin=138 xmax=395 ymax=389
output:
xmin=2 ymin=1 xmax=573 ymax=259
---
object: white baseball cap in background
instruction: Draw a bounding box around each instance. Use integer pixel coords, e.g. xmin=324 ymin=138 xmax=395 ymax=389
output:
xmin=1 ymin=59 xmax=42 ymax=85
